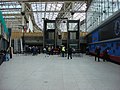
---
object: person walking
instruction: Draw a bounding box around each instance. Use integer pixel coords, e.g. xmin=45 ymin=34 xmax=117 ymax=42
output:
xmin=43 ymin=47 xmax=46 ymax=54
xmin=6 ymin=48 xmax=10 ymax=61
xmin=68 ymin=47 xmax=72 ymax=59
xmin=103 ymin=48 xmax=110 ymax=62
xmin=86 ymin=46 xmax=89 ymax=55
xmin=95 ymin=46 xmax=101 ymax=62
xmin=48 ymin=46 xmax=51 ymax=55
xmin=62 ymin=46 xmax=65 ymax=57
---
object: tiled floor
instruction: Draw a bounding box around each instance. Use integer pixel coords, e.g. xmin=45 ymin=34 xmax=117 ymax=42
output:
xmin=0 ymin=54 xmax=120 ymax=90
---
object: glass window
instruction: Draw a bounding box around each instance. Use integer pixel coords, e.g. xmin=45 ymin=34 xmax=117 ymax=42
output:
xmin=47 ymin=23 xmax=55 ymax=29
xmin=109 ymin=0 xmax=113 ymax=16
xmin=113 ymin=0 xmax=119 ymax=12
xmin=68 ymin=23 xmax=78 ymax=31
xmin=59 ymin=22 xmax=67 ymax=32
xmin=32 ymin=2 xmax=64 ymax=29
xmin=70 ymin=32 xmax=76 ymax=39
xmin=104 ymin=0 xmax=109 ymax=19
xmin=48 ymin=32 xmax=54 ymax=39
xmin=69 ymin=44 xmax=78 ymax=49
xmin=119 ymin=0 xmax=120 ymax=9
xmin=80 ymin=23 xmax=85 ymax=32
xmin=86 ymin=0 xmax=120 ymax=32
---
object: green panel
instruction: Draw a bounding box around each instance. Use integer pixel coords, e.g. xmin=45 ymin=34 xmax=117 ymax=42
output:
xmin=0 ymin=11 xmax=9 ymax=36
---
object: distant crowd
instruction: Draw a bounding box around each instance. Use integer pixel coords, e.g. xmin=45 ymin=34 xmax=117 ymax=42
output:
xmin=0 ymin=48 xmax=11 ymax=62
xmin=0 ymin=44 xmax=111 ymax=62
xmin=24 ymin=46 xmax=40 ymax=55
xmin=24 ymin=45 xmax=74 ymax=59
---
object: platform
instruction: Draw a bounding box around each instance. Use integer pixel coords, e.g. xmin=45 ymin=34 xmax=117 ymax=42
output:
xmin=0 ymin=54 xmax=120 ymax=90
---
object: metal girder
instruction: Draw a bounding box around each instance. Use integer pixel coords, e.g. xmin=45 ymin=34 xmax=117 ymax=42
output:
xmin=0 ymin=3 xmax=20 ymax=5
xmin=44 ymin=2 xmax=47 ymax=18
xmin=57 ymin=2 xmax=72 ymax=18
xmin=1 ymin=0 xmax=87 ymax=2
xmin=0 ymin=8 xmax=21 ymax=10
xmin=4 ymin=18 xmax=22 ymax=20
xmin=26 ymin=10 xmax=85 ymax=13
xmin=3 ymin=14 xmax=22 ymax=16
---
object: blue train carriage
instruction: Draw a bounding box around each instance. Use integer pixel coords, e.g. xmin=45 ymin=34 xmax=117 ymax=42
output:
xmin=86 ymin=10 xmax=120 ymax=64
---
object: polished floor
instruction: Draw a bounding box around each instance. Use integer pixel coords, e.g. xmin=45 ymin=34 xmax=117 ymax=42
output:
xmin=0 ymin=54 xmax=120 ymax=90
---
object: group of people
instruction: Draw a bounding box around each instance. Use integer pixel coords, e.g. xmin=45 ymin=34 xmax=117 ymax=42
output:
xmin=86 ymin=46 xmax=110 ymax=62
xmin=43 ymin=45 xmax=110 ymax=61
xmin=43 ymin=46 xmax=73 ymax=59
xmin=61 ymin=46 xmax=73 ymax=59
xmin=94 ymin=46 xmax=110 ymax=62
xmin=0 ymin=48 xmax=10 ymax=62
xmin=43 ymin=46 xmax=58 ymax=55
xmin=25 ymin=46 xmax=40 ymax=55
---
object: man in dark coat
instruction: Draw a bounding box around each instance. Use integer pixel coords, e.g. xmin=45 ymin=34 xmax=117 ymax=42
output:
xmin=68 ymin=47 xmax=73 ymax=59
xmin=103 ymin=48 xmax=110 ymax=62
xmin=95 ymin=46 xmax=101 ymax=62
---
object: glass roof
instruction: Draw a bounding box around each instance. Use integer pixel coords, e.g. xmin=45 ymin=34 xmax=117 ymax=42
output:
xmin=0 ymin=2 xmax=21 ymax=14
xmin=0 ymin=1 xmax=22 ymax=29
xmin=0 ymin=1 xmax=86 ymax=32
xmin=69 ymin=2 xmax=86 ymax=21
xmin=31 ymin=2 xmax=86 ymax=30
xmin=31 ymin=2 xmax=63 ymax=29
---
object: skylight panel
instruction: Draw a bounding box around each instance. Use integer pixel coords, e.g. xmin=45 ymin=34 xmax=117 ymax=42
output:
xmin=32 ymin=2 xmax=64 ymax=29
xmin=2 ymin=11 xmax=20 ymax=14
xmin=56 ymin=3 xmax=63 ymax=11
xmin=4 ymin=16 xmax=15 ymax=18
xmin=45 ymin=12 xmax=49 ymax=18
xmin=41 ymin=13 xmax=44 ymax=19
xmin=41 ymin=3 xmax=45 ymax=11
xmin=46 ymin=4 xmax=51 ymax=11
xmin=79 ymin=3 xmax=86 ymax=11
xmin=51 ymin=4 xmax=56 ymax=11
xmin=49 ymin=13 xmax=53 ymax=19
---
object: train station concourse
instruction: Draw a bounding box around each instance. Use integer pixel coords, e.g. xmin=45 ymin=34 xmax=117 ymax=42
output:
xmin=0 ymin=0 xmax=120 ymax=90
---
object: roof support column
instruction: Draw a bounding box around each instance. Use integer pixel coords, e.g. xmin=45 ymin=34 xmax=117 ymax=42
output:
xmin=22 ymin=3 xmax=25 ymax=28
xmin=22 ymin=3 xmax=25 ymax=52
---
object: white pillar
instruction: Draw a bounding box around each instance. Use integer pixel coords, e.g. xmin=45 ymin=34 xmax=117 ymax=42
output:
xmin=22 ymin=3 xmax=25 ymax=31
xmin=19 ymin=38 xmax=23 ymax=53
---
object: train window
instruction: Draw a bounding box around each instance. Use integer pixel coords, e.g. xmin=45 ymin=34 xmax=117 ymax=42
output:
xmin=113 ymin=49 xmax=115 ymax=53
xmin=111 ymin=43 xmax=113 ymax=47
xmin=101 ymin=43 xmax=107 ymax=47
xmin=116 ymin=46 xmax=118 ymax=49
xmin=87 ymin=35 xmax=92 ymax=43
xmin=116 ymin=43 xmax=119 ymax=49
xmin=116 ymin=43 xmax=120 ymax=47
